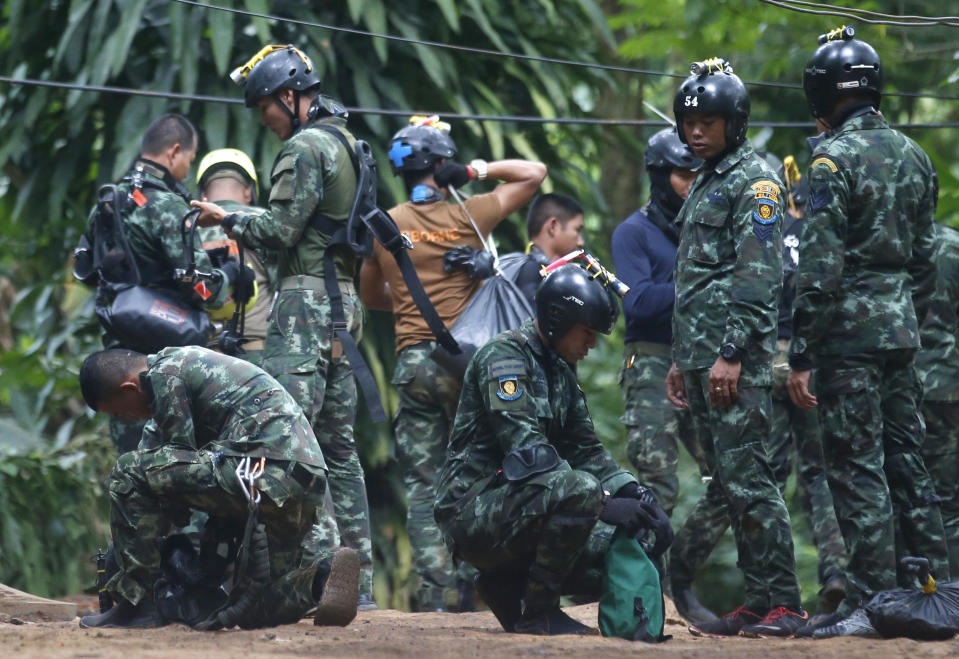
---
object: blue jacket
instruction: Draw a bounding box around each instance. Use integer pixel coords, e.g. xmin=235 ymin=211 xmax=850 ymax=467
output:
xmin=611 ymin=201 xmax=678 ymax=345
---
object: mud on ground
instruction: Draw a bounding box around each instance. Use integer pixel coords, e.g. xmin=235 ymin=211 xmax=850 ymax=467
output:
xmin=3 ymin=597 xmax=959 ymax=658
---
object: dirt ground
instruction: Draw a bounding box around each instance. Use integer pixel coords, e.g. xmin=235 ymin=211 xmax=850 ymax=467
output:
xmin=3 ymin=596 xmax=959 ymax=658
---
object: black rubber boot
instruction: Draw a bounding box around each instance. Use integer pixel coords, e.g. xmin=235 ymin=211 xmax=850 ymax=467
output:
xmin=475 ymin=571 xmax=523 ymax=632
xmin=513 ymin=607 xmax=597 ymax=636
xmin=79 ymin=598 xmax=166 ymax=629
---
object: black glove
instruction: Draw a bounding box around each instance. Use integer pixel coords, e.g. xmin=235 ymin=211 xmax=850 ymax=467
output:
xmin=599 ymin=497 xmax=648 ymax=534
xmin=433 ymin=161 xmax=472 ymax=189
xmin=633 ymin=499 xmax=674 ymax=559
xmin=614 ymin=481 xmax=658 ymax=506
xmin=443 ymin=245 xmax=496 ymax=280
xmin=220 ymin=261 xmax=256 ymax=305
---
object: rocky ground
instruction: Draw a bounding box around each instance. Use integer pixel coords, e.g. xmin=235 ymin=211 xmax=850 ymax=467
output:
xmin=2 ymin=593 xmax=958 ymax=658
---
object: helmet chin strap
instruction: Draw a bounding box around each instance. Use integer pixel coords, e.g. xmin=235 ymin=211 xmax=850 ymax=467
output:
xmin=272 ymin=90 xmax=302 ymax=134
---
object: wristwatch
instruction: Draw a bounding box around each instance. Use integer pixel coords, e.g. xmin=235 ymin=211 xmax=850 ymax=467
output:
xmin=719 ymin=342 xmax=745 ymax=362
xmin=469 ymin=159 xmax=488 ymax=180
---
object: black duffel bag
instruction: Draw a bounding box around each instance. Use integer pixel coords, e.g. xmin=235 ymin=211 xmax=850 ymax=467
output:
xmin=96 ymin=283 xmax=213 ymax=355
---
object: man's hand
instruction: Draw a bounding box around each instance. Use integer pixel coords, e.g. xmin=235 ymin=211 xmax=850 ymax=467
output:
xmin=191 ymin=200 xmax=227 ymax=227
xmin=787 ymin=368 xmax=818 ymax=410
xmin=709 ymin=356 xmax=741 ymax=407
xmin=665 ymin=362 xmax=688 ymax=409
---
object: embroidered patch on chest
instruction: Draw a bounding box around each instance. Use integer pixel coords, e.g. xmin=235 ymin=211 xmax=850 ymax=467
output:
xmin=496 ymin=376 xmax=524 ymax=401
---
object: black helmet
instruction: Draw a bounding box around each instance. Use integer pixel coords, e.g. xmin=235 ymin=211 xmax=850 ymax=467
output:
xmin=803 ymin=26 xmax=881 ymax=119
xmin=535 ymin=264 xmax=619 ymax=341
xmin=644 ymin=127 xmax=704 ymax=171
xmin=673 ymin=58 xmax=750 ymax=149
xmin=231 ymin=45 xmax=322 ymax=108
xmin=388 ymin=118 xmax=457 ymax=175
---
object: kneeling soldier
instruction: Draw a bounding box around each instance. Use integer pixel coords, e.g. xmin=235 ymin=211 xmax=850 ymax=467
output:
xmin=434 ymin=264 xmax=671 ymax=635
xmin=77 ymin=346 xmax=359 ymax=629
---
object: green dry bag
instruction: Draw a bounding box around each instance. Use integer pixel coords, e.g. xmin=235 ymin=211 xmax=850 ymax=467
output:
xmin=598 ymin=527 xmax=666 ymax=642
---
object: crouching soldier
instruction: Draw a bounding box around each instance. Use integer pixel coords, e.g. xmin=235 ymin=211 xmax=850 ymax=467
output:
xmin=77 ymin=346 xmax=359 ymax=629
xmin=434 ymin=264 xmax=672 ymax=635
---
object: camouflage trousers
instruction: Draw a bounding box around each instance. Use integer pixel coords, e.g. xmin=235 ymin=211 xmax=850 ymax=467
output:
xmin=262 ymin=278 xmax=373 ymax=596
xmin=921 ymin=400 xmax=959 ymax=576
xmin=817 ymin=349 xmax=947 ymax=616
xmin=393 ymin=343 xmax=474 ymax=610
xmin=106 ymin=444 xmax=329 ymax=627
xmin=680 ymin=370 xmax=801 ymax=611
xmin=619 ymin=343 xmax=706 ymax=516
xmin=439 ymin=466 xmax=611 ymax=615
xmin=671 ymin=344 xmax=848 ymax=593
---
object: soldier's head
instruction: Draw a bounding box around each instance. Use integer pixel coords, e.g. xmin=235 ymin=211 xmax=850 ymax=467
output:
xmin=231 ymin=45 xmax=323 ymax=140
xmin=534 ymin=264 xmax=618 ymax=364
xmin=140 ymin=114 xmax=198 ymax=182
xmin=673 ymin=58 xmax=750 ymax=160
xmin=526 ymin=193 xmax=585 ymax=261
xmin=197 ymin=148 xmax=259 ymax=205
xmin=644 ymin=127 xmax=703 ymax=217
xmin=803 ymin=25 xmax=882 ymax=123
xmin=79 ymin=349 xmax=152 ymax=420
xmin=388 ymin=116 xmax=457 ymax=194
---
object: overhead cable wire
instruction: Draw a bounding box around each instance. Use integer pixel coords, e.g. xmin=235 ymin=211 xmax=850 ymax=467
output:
xmin=172 ymin=0 xmax=959 ymax=101
xmin=757 ymin=0 xmax=959 ymax=27
xmin=773 ymin=0 xmax=959 ymax=23
xmin=3 ymin=75 xmax=959 ymax=129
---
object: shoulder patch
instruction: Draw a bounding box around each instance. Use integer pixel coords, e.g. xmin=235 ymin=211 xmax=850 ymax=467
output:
xmin=810 ymin=157 xmax=838 ymax=173
xmin=751 ymin=180 xmax=779 ymax=242
xmin=489 ymin=358 xmax=526 ymax=380
xmin=750 ymin=180 xmax=781 ymax=204
xmin=496 ymin=376 xmax=524 ymax=401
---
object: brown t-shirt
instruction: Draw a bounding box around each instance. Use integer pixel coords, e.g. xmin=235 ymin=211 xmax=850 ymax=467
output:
xmin=374 ymin=192 xmax=503 ymax=352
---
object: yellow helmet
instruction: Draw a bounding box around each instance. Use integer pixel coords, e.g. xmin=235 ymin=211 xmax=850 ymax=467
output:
xmin=207 ymin=276 xmax=259 ymax=322
xmin=196 ymin=148 xmax=259 ymax=200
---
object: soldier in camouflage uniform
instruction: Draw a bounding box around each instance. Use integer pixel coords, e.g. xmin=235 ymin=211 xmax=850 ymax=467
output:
xmin=788 ymin=28 xmax=947 ymax=638
xmin=916 ymin=224 xmax=959 ymax=576
xmin=360 ymin=116 xmax=546 ymax=611
xmin=75 ymin=115 xmax=243 ymax=454
xmin=75 ymin=347 xmax=359 ymax=629
xmin=670 ymin=165 xmax=849 ymax=617
xmin=193 ymin=46 xmax=375 ymax=607
xmin=665 ymin=59 xmax=806 ymax=638
xmin=435 ymin=264 xmax=671 ymax=635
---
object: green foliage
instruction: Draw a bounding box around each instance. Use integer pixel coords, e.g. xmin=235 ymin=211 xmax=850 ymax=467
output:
xmin=0 ymin=433 xmax=114 ymax=598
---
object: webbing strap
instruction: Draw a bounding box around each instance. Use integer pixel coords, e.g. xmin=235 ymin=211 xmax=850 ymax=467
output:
xmin=306 ymin=122 xmax=460 ymax=355
xmin=323 ymin=240 xmax=387 ymax=423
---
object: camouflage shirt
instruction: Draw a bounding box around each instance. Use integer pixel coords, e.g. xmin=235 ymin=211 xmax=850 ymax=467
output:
xmin=434 ymin=319 xmax=635 ymax=521
xmin=139 ymin=345 xmax=327 ymax=471
xmin=672 ymin=140 xmax=784 ymax=384
xmin=915 ymin=224 xmax=959 ymax=401
xmin=84 ymin=159 xmax=229 ymax=310
xmin=229 ymin=117 xmax=359 ymax=282
xmin=789 ymin=110 xmax=938 ymax=368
